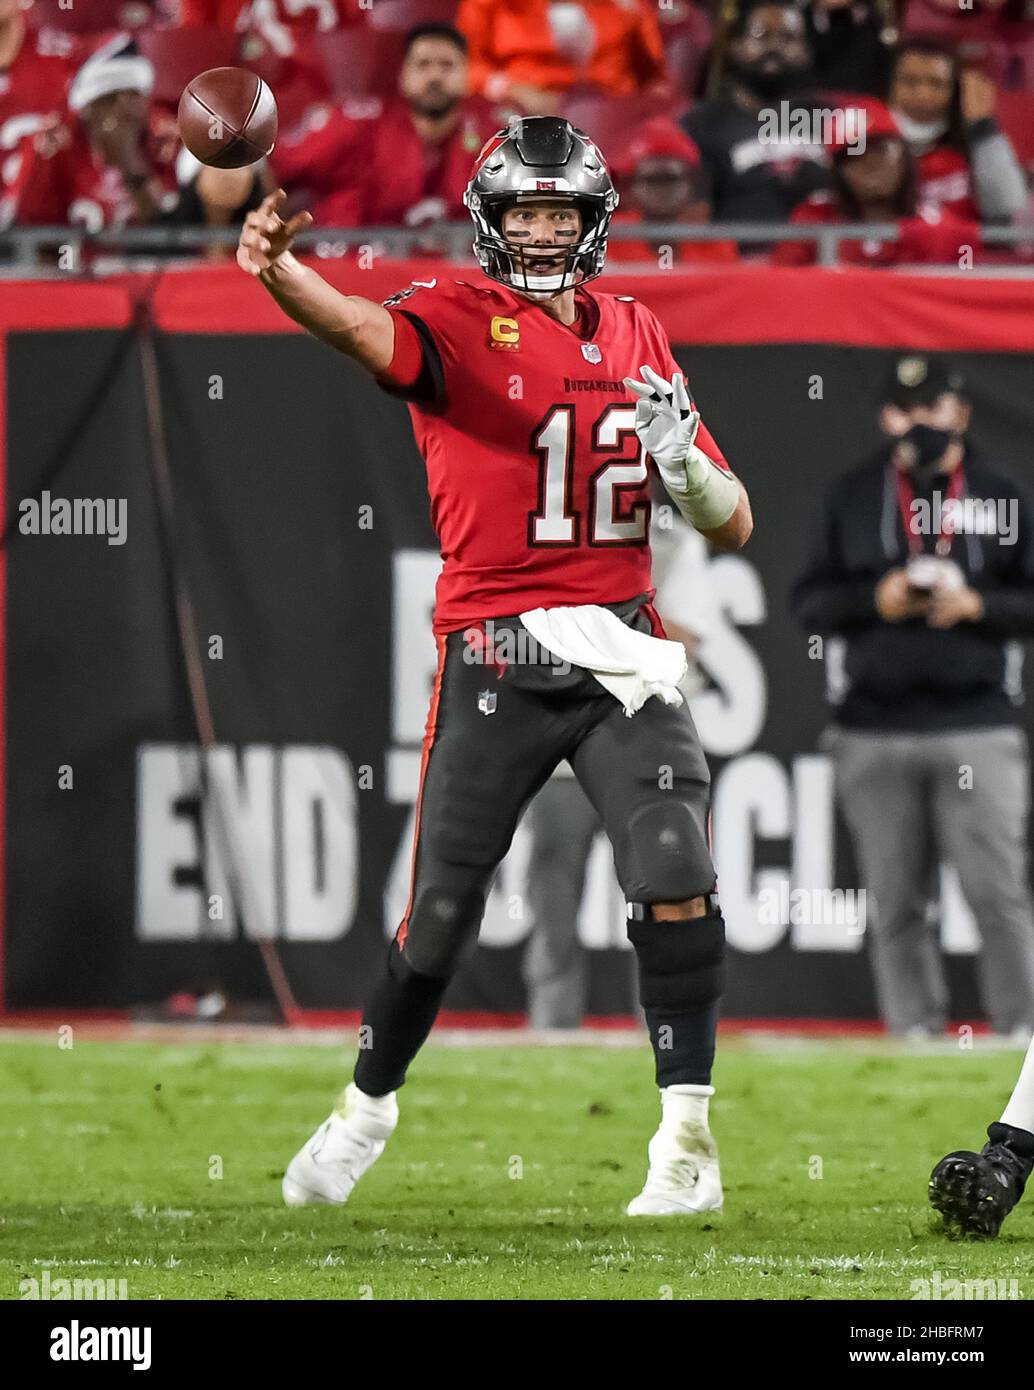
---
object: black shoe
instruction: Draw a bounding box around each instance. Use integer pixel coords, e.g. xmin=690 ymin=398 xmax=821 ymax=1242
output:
xmin=929 ymin=1122 xmax=1034 ymax=1238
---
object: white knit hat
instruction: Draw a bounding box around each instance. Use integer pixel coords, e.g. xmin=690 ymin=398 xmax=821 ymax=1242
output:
xmin=68 ymin=32 xmax=154 ymax=114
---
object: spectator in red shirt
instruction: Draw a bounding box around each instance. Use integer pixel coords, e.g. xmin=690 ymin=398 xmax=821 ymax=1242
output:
xmin=457 ymin=0 xmax=671 ymax=115
xmin=0 ymin=0 xmax=75 ymax=193
xmin=175 ymin=0 xmax=363 ymax=48
xmin=272 ymin=24 xmax=497 ymax=238
xmin=608 ymin=118 xmax=738 ymax=264
xmin=775 ymin=99 xmax=981 ymax=266
xmin=5 ymin=33 xmax=263 ymax=245
xmin=175 ymin=0 xmax=358 ymax=126
xmin=888 ymin=36 xmax=1026 ymax=223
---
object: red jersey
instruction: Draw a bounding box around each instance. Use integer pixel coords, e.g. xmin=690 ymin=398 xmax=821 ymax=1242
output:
xmin=775 ymin=193 xmax=979 ymax=267
xmin=273 ymin=97 xmax=494 ymax=229
xmin=177 ymin=0 xmax=363 ymax=46
xmin=175 ymin=0 xmax=344 ymax=124
xmin=916 ymin=145 xmax=978 ymax=221
xmin=377 ymin=274 xmax=729 ymax=633
xmin=0 ymin=24 xmax=75 ymax=192
xmin=7 ymin=105 xmax=181 ymax=228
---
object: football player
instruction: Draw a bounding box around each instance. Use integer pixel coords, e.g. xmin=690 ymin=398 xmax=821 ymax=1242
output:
xmin=929 ymin=1039 xmax=1034 ymax=1238
xmin=236 ymin=116 xmax=752 ymax=1216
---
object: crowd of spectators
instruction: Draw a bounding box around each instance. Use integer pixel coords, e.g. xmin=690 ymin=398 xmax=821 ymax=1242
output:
xmin=0 ymin=0 xmax=1032 ymax=265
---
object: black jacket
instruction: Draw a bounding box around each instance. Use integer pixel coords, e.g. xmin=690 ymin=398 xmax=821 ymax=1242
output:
xmin=792 ymin=444 xmax=1034 ymax=731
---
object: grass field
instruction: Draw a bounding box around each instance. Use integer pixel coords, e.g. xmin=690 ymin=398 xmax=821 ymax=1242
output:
xmin=1 ymin=1033 xmax=1032 ymax=1300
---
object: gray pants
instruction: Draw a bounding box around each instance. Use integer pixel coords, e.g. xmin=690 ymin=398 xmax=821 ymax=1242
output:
xmin=831 ymin=724 xmax=1034 ymax=1035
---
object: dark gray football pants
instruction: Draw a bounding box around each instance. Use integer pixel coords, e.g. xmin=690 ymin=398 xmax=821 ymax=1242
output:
xmin=395 ymin=597 xmax=717 ymax=981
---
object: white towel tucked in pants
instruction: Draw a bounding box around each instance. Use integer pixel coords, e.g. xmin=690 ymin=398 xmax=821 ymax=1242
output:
xmin=519 ymin=604 xmax=688 ymax=717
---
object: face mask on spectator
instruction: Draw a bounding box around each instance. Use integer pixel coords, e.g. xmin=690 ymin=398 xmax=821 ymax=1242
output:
xmin=898 ymin=423 xmax=961 ymax=481
xmin=891 ymin=110 xmax=949 ymax=147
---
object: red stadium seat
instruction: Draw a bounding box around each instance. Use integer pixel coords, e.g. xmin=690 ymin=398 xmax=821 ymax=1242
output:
xmin=901 ymin=0 xmax=1004 ymax=43
xmin=317 ymin=26 xmax=406 ymax=100
xmin=137 ymin=28 xmax=240 ymax=108
xmin=1010 ymin=37 xmax=1034 ymax=92
xmin=26 ymin=0 xmax=155 ymax=35
xmin=560 ymin=92 xmax=688 ymax=169
xmin=366 ymin=0 xmax=460 ymax=31
xmin=996 ymin=91 xmax=1034 ymax=169
xmin=659 ymin=3 xmax=713 ymax=99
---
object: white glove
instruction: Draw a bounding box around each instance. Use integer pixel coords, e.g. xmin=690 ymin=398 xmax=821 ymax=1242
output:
xmin=623 ymin=364 xmax=739 ymax=530
xmin=622 ymin=365 xmax=704 ymax=495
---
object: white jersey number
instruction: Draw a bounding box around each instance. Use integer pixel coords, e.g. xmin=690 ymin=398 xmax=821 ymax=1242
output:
xmin=530 ymin=404 xmax=648 ymax=546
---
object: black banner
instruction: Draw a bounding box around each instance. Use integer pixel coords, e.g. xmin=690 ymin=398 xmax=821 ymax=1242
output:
xmin=6 ymin=293 xmax=1034 ymax=1019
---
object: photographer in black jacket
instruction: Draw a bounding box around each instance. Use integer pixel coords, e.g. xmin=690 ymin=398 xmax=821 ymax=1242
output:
xmin=793 ymin=356 xmax=1034 ymax=1039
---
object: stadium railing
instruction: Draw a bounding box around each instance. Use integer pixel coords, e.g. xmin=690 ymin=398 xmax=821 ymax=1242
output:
xmin=1 ymin=221 xmax=1033 ymax=273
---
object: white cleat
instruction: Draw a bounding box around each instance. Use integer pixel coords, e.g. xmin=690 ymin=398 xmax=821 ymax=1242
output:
xmin=282 ymin=1082 xmax=398 ymax=1208
xmin=626 ymin=1083 xmax=724 ymax=1217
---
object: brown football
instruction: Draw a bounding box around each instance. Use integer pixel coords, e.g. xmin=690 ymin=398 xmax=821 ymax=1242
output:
xmin=177 ymin=67 xmax=277 ymax=169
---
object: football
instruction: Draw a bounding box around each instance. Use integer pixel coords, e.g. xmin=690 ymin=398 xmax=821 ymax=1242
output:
xmin=177 ymin=67 xmax=277 ymax=169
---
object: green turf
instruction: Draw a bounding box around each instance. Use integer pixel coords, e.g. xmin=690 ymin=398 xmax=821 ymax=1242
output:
xmin=0 ymin=1035 xmax=1031 ymax=1300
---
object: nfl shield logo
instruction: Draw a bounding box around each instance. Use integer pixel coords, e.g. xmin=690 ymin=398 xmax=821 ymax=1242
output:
xmin=581 ymin=343 xmax=602 ymax=364
xmin=478 ymin=689 xmax=497 ymax=716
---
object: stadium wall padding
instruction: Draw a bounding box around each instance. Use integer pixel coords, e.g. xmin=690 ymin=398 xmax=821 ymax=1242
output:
xmin=4 ymin=264 xmax=1034 ymax=1020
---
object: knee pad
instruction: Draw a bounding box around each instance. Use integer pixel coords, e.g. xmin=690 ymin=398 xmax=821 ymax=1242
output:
xmin=626 ymin=799 xmax=716 ymax=903
xmin=628 ymin=908 xmax=725 ymax=1011
xmin=399 ymin=885 xmax=485 ymax=978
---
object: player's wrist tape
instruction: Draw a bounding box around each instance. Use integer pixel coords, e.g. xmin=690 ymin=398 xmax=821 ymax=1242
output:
xmin=660 ymin=445 xmax=740 ymax=530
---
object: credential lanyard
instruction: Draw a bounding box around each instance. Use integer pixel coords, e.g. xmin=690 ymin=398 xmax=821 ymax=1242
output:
xmin=895 ymin=465 xmax=965 ymax=558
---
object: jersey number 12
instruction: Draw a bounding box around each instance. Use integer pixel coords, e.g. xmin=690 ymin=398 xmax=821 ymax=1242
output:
xmin=530 ymin=404 xmax=649 ymax=547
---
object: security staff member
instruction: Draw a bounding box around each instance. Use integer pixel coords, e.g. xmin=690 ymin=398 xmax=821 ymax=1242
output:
xmin=793 ymin=356 xmax=1034 ymax=1038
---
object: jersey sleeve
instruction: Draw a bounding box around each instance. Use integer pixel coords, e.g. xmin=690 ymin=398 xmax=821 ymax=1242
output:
xmin=375 ymin=307 xmax=446 ymax=410
xmin=373 ymin=279 xmax=469 ymax=411
xmin=693 ymin=419 xmax=729 ymax=472
xmin=7 ymin=122 xmax=70 ymax=225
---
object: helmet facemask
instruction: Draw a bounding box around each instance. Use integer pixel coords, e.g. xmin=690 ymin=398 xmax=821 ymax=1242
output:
xmin=464 ymin=117 xmax=618 ymax=296
xmin=467 ymin=192 xmax=614 ymax=295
